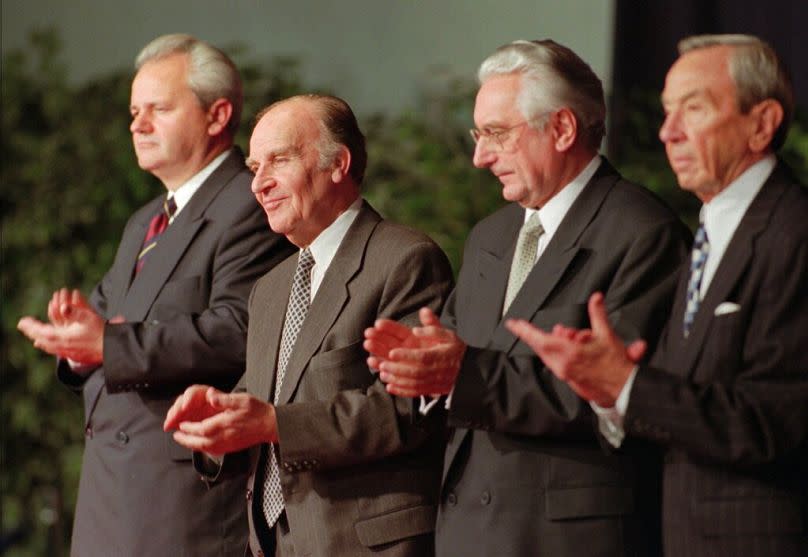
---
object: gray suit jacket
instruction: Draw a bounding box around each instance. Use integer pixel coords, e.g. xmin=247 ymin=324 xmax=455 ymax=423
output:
xmin=58 ymin=149 xmax=294 ymax=557
xmin=218 ymin=201 xmax=453 ymax=557
xmin=437 ymin=161 xmax=691 ymax=557
xmin=628 ymin=163 xmax=808 ymax=556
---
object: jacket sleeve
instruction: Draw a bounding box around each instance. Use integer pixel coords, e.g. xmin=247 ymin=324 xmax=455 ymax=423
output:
xmin=448 ymin=219 xmax=690 ymax=439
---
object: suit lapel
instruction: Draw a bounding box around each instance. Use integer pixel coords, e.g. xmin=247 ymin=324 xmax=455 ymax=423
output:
xmin=677 ymin=165 xmax=789 ymax=378
xmin=252 ymin=257 xmax=296 ymax=402
xmin=276 ymin=202 xmax=381 ymax=405
xmin=470 ymin=204 xmax=522 ymax=341
xmin=121 ymin=149 xmax=244 ymax=321
xmin=490 ymin=163 xmax=619 ymax=352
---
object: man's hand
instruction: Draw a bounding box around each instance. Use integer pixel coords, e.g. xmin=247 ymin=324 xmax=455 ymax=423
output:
xmin=164 ymin=385 xmax=278 ymax=455
xmin=505 ymin=292 xmax=645 ymax=407
xmin=17 ymin=288 xmax=107 ymax=368
xmin=364 ymin=307 xmax=466 ymax=397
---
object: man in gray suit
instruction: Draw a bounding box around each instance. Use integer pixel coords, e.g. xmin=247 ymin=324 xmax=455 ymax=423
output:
xmin=18 ymin=34 xmax=292 ymax=556
xmin=508 ymin=34 xmax=808 ymax=556
xmin=364 ymin=39 xmax=690 ymax=556
xmin=164 ymin=94 xmax=453 ymax=556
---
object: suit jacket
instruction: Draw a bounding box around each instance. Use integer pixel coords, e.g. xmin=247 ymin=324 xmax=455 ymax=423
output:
xmin=213 ymin=201 xmax=453 ymax=557
xmin=626 ymin=163 xmax=808 ymax=556
xmin=58 ymin=149 xmax=294 ymax=557
xmin=437 ymin=160 xmax=691 ymax=557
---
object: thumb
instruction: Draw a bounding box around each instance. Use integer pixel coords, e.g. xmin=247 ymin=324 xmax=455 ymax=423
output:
xmin=587 ymin=292 xmax=615 ymax=340
xmin=206 ymin=387 xmax=235 ymax=409
xmin=626 ymin=339 xmax=647 ymax=363
xmin=419 ymin=307 xmax=441 ymax=327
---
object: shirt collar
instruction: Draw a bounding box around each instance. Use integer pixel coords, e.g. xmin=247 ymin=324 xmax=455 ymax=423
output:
xmin=701 ymin=154 xmax=775 ymax=257
xmin=168 ymin=150 xmax=231 ymax=219
xmin=307 ymin=197 xmax=363 ymax=271
xmin=525 ymin=155 xmax=601 ymax=239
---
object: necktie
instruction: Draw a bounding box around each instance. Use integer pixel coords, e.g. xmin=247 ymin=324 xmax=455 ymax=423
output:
xmin=683 ymin=220 xmax=710 ymax=336
xmin=135 ymin=196 xmax=177 ymax=275
xmin=262 ymin=248 xmax=316 ymax=529
xmin=503 ymin=212 xmax=544 ymax=315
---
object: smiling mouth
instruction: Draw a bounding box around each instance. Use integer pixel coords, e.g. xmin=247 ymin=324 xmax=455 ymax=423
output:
xmin=263 ymin=197 xmax=286 ymax=211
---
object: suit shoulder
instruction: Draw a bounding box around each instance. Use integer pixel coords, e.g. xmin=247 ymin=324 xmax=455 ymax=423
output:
xmin=768 ymin=179 xmax=808 ymax=240
xmin=371 ymin=219 xmax=445 ymax=253
xmin=603 ymin=177 xmax=683 ymax=224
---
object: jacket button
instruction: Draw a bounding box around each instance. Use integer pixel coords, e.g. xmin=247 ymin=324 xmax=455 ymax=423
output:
xmin=116 ymin=430 xmax=129 ymax=444
xmin=246 ymin=488 xmax=253 ymax=501
xmin=446 ymin=492 xmax=457 ymax=506
xmin=85 ymin=426 xmax=93 ymax=439
xmin=480 ymin=491 xmax=491 ymax=505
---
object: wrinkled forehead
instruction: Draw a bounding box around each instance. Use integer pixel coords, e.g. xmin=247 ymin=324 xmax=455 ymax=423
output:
xmin=474 ymin=73 xmax=524 ymax=126
xmin=251 ymin=103 xmax=321 ymax=153
xmin=662 ymin=46 xmax=735 ymax=104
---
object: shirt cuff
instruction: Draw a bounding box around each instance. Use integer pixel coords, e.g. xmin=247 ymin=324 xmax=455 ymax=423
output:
xmin=589 ymin=365 xmax=638 ymax=448
xmin=418 ymin=385 xmax=455 ymax=416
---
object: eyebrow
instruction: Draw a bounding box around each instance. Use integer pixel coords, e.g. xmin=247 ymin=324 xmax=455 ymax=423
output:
xmin=245 ymin=146 xmax=302 ymax=168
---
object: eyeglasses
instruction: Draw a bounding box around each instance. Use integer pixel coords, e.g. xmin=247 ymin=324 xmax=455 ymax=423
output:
xmin=469 ymin=114 xmax=551 ymax=152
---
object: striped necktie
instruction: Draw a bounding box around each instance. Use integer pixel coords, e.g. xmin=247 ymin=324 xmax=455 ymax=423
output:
xmin=135 ymin=195 xmax=177 ymax=275
xmin=683 ymin=220 xmax=709 ymax=336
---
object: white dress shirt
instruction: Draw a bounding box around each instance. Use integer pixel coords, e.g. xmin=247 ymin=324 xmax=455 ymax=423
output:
xmin=595 ymin=154 xmax=776 ymax=446
xmin=305 ymin=197 xmax=362 ymax=299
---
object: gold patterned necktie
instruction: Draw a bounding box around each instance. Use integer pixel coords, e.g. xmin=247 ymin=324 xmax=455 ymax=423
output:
xmin=503 ymin=212 xmax=544 ymax=315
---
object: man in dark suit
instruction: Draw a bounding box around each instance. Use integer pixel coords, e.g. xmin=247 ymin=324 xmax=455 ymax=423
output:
xmin=363 ymin=40 xmax=690 ymax=556
xmin=18 ymin=34 xmax=292 ymax=556
xmin=164 ymin=94 xmax=453 ymax=556
xmin=507 ymin=35 xmax=808 ymax=556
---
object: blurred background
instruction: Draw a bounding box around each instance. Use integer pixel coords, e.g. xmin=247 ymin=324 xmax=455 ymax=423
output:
xmin=2 ymin=0 xmax=806 ymax=554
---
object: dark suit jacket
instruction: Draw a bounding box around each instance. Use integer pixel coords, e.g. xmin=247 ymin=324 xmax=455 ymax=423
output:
xmin=58 ymin=149 xmax=294 ymax=557
xmin=209 ymin=201 xmax=453 ymax=556
xmin=437 ymin=160 xmax=691 ymax=557
xmin=626 ymin=163 xmax=808 ymax=556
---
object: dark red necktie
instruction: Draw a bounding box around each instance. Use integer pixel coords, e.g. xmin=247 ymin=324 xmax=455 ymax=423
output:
xmin=135 ymin=196 xmax=177 ymax=275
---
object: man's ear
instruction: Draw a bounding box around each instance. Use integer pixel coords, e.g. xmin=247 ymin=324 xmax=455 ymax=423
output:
xmin=207 ymin=98 xmax=234 ymax=136
xmin=331 ymin=145 xmax=352 ymax=183
xmin=748 ymin=99 xmax=784 ymax=153
xmin=552 ymin=108 xmax=578 ymax=152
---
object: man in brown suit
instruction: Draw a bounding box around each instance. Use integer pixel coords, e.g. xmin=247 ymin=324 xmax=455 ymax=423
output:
xmin=165 ymin=94 xmax=453 ymax=556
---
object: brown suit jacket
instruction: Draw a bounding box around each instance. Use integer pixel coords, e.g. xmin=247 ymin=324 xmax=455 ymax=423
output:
xmin=210 ymin=201 xmax=453 ymax=556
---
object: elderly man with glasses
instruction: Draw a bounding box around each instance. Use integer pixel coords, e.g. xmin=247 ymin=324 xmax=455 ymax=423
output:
xmin=364 ymin=39 xmax=691 ymax=557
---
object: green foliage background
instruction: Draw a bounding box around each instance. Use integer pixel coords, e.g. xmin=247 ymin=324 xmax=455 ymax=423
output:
xmin=2 ymin=31 xmax=806 ymax=556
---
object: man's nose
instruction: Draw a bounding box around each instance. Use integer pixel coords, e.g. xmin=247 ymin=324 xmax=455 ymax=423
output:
xmin=472 ymin=140 xmax=496 ymax=168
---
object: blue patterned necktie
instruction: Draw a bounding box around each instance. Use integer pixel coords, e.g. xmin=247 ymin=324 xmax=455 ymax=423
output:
xmin=263 ymin=248 xmax=316 ymax=528
xmin=683 ymin=220 xmax=709 ymax=337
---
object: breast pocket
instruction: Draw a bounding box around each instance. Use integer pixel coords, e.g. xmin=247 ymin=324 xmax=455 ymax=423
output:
xmin=151 ymin=276 xmax=205 ymax=319
xmin=304 ymin=341 xmax=374 ymax=398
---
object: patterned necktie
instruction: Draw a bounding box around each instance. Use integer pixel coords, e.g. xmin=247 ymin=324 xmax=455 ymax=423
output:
xmin=263 ymin=248 xmax=316 ymax=529
xmin=503 ymin=212 xmax=544 ymax=315
xmin=135 ymin=195 xmax=177 ymax=275
xmin=683 ymin=220 xmax=710 ymax=337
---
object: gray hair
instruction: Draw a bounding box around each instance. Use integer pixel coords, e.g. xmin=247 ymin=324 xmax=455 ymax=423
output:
xmin=135 ymin=33 xmax=243 ymax=136
xmin=478 ymin=39 xmax=606 ymax=151
xmin=679 ymin=34 xmax=794 ymax=150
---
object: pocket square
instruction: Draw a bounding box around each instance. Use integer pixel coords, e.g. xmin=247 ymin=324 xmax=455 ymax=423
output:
xmin=714 ymin=302 xmax=741 ymax=316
